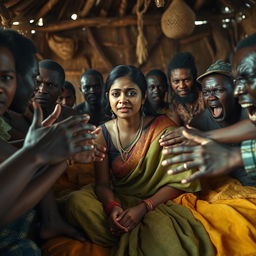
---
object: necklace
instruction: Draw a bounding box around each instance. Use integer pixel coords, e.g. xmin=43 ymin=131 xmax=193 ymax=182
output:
xmin=115 ymin=117 xmax=144 ymax=162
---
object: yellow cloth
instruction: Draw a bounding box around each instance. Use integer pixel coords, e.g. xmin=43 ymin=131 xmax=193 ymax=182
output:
xmin=54 ymin=163 xmax=95 ymax=196
xmin=174 ymin=177 xmax=256 ymax=256
xmin=42 ymin=237 xmax=110 ymax=256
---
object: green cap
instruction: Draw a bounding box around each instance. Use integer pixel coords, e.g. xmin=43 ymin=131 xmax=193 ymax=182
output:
xmin=197 ymin=60 xmax=232 ymax=83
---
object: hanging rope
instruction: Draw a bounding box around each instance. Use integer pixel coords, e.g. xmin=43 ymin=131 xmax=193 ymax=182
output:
xmin=136 ymin=0 xmax=151 ymax=64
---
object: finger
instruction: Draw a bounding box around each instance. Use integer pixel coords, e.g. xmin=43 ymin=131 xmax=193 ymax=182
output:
xmin=42 ymin=104 xmax=61 ymax=127
xmin=31 ymin=102 xmax=43 ymax=129
xmin=73 ymin=133 xmax=97 ymax=144
xmin=92 ymin=127 xmax=101 ymax=135
xmin=119 ymin=216 xmax=131 ymax=228
xmin=72 ymin=144 xmax=95 ymax=154
xmin=95 ymin=149 xmax=105 ymax=159
xmin=182 ymin=130 xmax=211 ymax=146
xmin=58 ymin=114 xmax=91 ymax=128
xmin=181 ymin=166 xmax=208 ymax=183
xmin=115 ymin=210 xmax=126 ymax=221
xmin=167 ymin=161 xmax=200 ymax=175
xmin=162 ymin=145 xmax=194 ymax=156
xmin=160 ymin=136 xmax=185 ymax=146
xmin=162 ymin=153 xmax=195 ymax=167
xmin=69 ymin=123 xmax=96 ymax=135
xmin=113 ymin=218 xmax=128 ymax=232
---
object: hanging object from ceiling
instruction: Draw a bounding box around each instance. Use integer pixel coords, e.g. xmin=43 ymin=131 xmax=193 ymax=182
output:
xmin=136 ymin=0 xmax=151 ymax=64
xmin=161 ymin=0 xmax=196 ymax=39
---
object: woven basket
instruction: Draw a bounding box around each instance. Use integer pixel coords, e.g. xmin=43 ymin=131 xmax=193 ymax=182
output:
xmin=161 ymin=0 xmax=196 ymax=39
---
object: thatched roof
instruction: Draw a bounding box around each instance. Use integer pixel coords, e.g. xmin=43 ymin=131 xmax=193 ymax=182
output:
xmin=1 ymin=0 xmax=255 ymax=103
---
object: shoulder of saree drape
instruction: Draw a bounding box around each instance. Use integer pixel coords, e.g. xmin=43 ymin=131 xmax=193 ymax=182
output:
xmin=112 ymin=116 xmax=201 ymax=198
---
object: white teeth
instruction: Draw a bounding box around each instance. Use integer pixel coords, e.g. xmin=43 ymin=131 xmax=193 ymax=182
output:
xmin=249 ymin=113 xmax=256 ymax=121
xmin=241 ymin=103 xmax=253 ymax=108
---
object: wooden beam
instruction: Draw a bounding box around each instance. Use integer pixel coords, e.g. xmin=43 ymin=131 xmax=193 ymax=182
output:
xmin=31 ymin=14 xmax=161 ymax=32
xmin=5 ymin=0 xmax=22 ymax=8
xmin=79 ymin=0 xmax=96 ymax=17
xmin=34 ymin=0 xmax=60 ymax=20
xmin=180 ymin=32 xmax=210 ymax=45
xmin=87 ymin=28 xmax=113 ymax=70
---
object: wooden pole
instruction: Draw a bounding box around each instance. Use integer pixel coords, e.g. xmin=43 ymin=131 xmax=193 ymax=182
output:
xmin=87 ymin=28 xmax=113 ymax=70
xmin=31 ymin=14 xmax=161 ymax=32
xmin=34 ymin=0 xmax=60 ymax=21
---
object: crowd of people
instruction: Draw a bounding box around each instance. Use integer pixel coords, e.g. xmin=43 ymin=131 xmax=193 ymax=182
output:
xmin=1 ymin=28 xmax=256 ymax=256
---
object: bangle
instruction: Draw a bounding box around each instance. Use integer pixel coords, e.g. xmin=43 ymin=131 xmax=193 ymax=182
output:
xmin=143 ymin=199 xmax=154 ymax=211
xmin=105 ymin=201 xmax=121 ymax=215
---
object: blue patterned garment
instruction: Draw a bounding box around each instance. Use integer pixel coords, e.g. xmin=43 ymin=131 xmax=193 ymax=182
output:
xmin=0 ymin=210 xmax=41 ymax=256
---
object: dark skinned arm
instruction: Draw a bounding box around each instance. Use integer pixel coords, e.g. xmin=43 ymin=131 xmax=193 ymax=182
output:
xmin=206 ymin=118 xmax=256 ymax=143
xmin=0 ymin=146 xmax=45 ymax=222
xmin=0 ymin=162 xmax=67 ymax=226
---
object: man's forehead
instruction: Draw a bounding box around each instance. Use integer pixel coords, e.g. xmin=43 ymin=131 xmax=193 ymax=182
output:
xmin=81 ymin=75 xmax=100 ymax=85
xmin=232 ymin=46 xmax=256 ymax=72
xmin=39 ymin=67 xmax=60 ymax=80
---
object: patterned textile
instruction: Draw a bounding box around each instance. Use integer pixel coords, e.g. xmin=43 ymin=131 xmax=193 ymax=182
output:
xmin=59 ymin=116 xmax=214 ymax=256
xmin=241 ymin=139 xmax=256 ymax=173
xmin=0 ymin=210 xmax=41 ymax=256
xmin=172 ymin=90 xmax=205 ymax=125
xmin=0 ymin=116 xmax=11 ymax=141
xmin=197 ymin=60 xmax=232 ymax=83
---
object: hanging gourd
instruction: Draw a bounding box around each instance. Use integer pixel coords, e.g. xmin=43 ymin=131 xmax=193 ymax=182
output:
xmin=161 ymin=0 xmax=196 ymax=39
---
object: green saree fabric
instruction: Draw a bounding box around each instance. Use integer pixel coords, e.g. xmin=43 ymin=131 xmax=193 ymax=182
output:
xmin=59 ymin=116 xmax=214 ymax=256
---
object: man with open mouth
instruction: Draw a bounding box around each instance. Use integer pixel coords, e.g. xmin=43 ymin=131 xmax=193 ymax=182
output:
xmin=189 ymin=60 xmax=245 ymax=131
xmin=162 ymin=32 xmax=256 ymax=183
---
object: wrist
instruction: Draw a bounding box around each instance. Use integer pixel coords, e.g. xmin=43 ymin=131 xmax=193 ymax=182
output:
xmin=231 ymin=147 xmax=243 ymax=169
xmin=142 ymin=199 xmax=154 ymax=212
xmin=105 ymin=201 xmax=121 ymax=215
xmin=22 ymin=145 xmax=46 ymax=166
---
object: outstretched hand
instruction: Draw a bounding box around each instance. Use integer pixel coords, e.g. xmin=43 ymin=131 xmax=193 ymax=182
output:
xmin=24 ymin=102 xmax=97 ymax=165
xmin=159 ymin=126 xmax=202 ymax=147
xmin=162 ymin=130 xmax=243 ymax=183
xmin=71 ymin=127 xmax=106 ymax=163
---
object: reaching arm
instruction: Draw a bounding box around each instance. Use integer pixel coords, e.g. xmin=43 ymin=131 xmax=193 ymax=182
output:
xmin=206 ymin=118 xmax=256 ymax=143
xmin=0 ymin=161 xmax=67 ymax=225
xmin=0 ymin=146 xmax=45 ymax=221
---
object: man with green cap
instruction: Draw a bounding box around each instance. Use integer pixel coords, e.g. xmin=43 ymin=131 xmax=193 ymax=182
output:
xmin=190 ymin=60 xmax=246 ymax=131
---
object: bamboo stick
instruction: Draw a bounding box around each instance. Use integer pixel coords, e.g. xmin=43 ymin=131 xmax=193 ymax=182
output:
xmin=31 ymin=14 xmax=161 ymax=32
xmin=87 ymin=28 xmax=113 ymax=70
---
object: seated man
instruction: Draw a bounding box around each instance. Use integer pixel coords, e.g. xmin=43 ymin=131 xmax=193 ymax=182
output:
xmin=34 ymin=60 xmax=76 ymax=121
xmin=74 ymin=69 xmax=105 ymax=126
xmin=57 ymin=81 xmax=76 ymax=108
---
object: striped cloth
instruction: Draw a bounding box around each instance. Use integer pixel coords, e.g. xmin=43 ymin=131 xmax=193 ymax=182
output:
xmin=241 ymin=140 xmax=256 ymax=173
xmin=0 ymin=210 xmax=41 ymax=256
